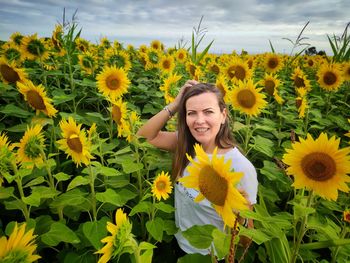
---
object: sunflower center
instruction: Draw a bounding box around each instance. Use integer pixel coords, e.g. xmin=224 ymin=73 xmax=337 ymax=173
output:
xmin=0 ymin=64 xmax=20 ymax=83
xmin=162 ymin=60 xmax=171 ymax=69
xmin=106 ymin=75 xmax=121 ymax=90
xmin=308 ymin=59 xmax=314 ymax=67
xmin=345 ymin=213 xmax=350 ymax=222
xmin=112 ymin=105 xmax=122 ymax=124
xmin=189 ymin=65 xmax=196 ymax=76
xmin=227 ymin=66 xmax=235 ymax=79
xmin=294 ymin=76 xmax=305 ymax=88
xmin=67 ymin=134 xmax=83 ymax=153
xmin=268 ymin=58 xmax=278 ymax=69
xmin=26 ymin=90 xmax=46 ymax=110
xmin=264 ymin=80 xmax=275 ymax=95
xmin=296 ymin=98 xmax=302 ymax=109
xmin=301 ymin=152 xmax=336 ymax=181
xmin=210 ymin=64 xmax=220 ymax=74
xmin=156 ymin=180 xmax=166 ymax=191
xmin=237 ymin=89 xmax=256 ymax=109
xmin=178 ymin=53 xmax=185 ymax=60
xmin=233 ymin=65 xmax=246 ymax=80
xmin=323 ymin=71 xmax=337 ymax=86
xmin=198 ymin=165 xmax=228 ymax=206
xmin=24 ymin=136 xmax=42 ymax=159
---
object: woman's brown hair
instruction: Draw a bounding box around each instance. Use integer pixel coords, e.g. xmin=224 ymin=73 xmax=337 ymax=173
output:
xmin=172 ymin=83 xmax=236 ymax=181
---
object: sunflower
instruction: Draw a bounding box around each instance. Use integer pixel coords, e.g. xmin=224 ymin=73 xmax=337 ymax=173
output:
xmin=152 ymin=171 xmax=173 ymax=201
xmin=0 ymin=222 xmax=41 ymax=262
xmin=283 ymin=133 xmax=350 ymax=201
xmin=51 ymin=24 xmax=64 ymax=50
xmin=78 ymin=51 xmax=97 ymax=75
xmin=2 ymin=42 xmax=23 ymax=63
xmin=21 ymin=34 xmax=49 ymax=61
xmin=259 ymin=73 xmax=281 ymax=96
xmin=207 ymin=60 xmax=221 ymax=75
xmin=295 ymin=87 xmax=308 ymax=118
xmin=110 ymin=99 xmax=129 ymax=138
xmin=150 ymin=39 xmax=164 ymax=51
xmin=341 ymin=62 xmax=350 ymax=81
xmin=0 ymin=58 xmax=27 ymax=85
xmin=224 ymin=59 xmax=252 ymax=84
xmin=57 ymin=117 xmax=93 ymax=167
xmin=317 ymin=62 xmax=344 ymax=91
xmin=344 ymin=210 xmax=350 ymax=223
xmin=179 ymin=144 xmax=248 ymax=227
xmin=95 ymin=208 xmax=134 ymax=263
xmin=175 ymin=48 xmax=188 ymax=63
xmin=15 ymin=125 xmax=45 ymax=168
xmin=17 ymin=79 xmax=57 ymax=117
xmin=158 ymin=55 xmax=175 ymax=75
xmin=138 ymin=44 xmax=148 ymax=54
xmin=96 ymin=66 xmax=130 ymax=101
xmin=186 ymin=61 xmax=202 ymax=81
xmin=263 ymin=53 xmax=284 ymax=73
xmin=75 ymin=37 xmax=90 ymax=52
xmin=215 ymin=74 xmax=230 ymax=103
xmin=230 ymin=79 xmax=267 ymax=116
xmin=143 ymin=49 xmax=161 ymax=70
xmin=291 ymin=67 xmax=312 ymax=91
xmin=0 ymin=132 xmax=16 ymax=186
xmin=9 ymin=32 xmax=24 ymax=46
xmin=159 ymin=73 xmax=182 ymax=104
xmin=105 ymin=49 xmax=132 ymax=72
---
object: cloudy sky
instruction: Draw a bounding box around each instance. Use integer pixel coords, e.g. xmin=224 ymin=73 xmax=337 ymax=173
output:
xmin=0 ymin=0 xmax=349 ymax=55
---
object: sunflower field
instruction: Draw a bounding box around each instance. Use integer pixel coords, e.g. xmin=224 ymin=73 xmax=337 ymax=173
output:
xmin=0 ymin=20 xmax=350 ymax=263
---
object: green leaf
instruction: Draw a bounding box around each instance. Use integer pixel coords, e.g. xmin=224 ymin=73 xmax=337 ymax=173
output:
xmin=23 ymin=176 xmax=46 ymax=188
xmin=67 ymin=175 xmax=90 ymax=191
xmin=50 ymin=189 xmax=87 ymax=209
xmin=53 ymin=172 xmax=71 ymax=182
xmin=177 ymin=254 xmax=211 ymax=263
xmin=212 ymin=228 xmax=230 ymax=259
xmin=129 ymin=201 xmax=152 ymax=216
xmin=22 ymin=192 xmax=41 ymax=207
xmin=96 ymin=188 xmax=137 ymax=206
xmin=41 ymin=222 xmax=80 ymax=246
xmin=293 ymin=203 xmax=315 ymax=219
xmin=163 ymin=220 xmax=178 ymax=235
xmin=0 ymin=187 xmax=14 ymax=199
xmin=122 ymin=161 xmax=144 ymax=174
xmin=252 ymin=135 xmax=275 ymax=157
xmin=146 ymin=217 xmax=164 ymax=241
xmin=51 ymin=89 xmax=76 ymax=105
xmin=0 ymin=104 xmax=32 ymax=118
xmin=239 ymin=228 xmax=272 ymax=245
xmin=154 ymin=202 xmax=175 ymax=213
xmin=182 ymin=225 xmax=216 ymax=249
xmin=31 ymin=186 xmax=60 ymax=199
xmin=82 ymin=217 xmax=109 ymax=250
xmin=99 ymin=166 xmax=121 ymax=177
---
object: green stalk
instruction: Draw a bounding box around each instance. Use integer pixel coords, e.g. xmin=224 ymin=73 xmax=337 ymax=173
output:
xmin=12 ymin=164 xmax=30 ymax=222
xmin=40 ymin=148 xmax=55 ymax=189
xmin=88 ymin=163 xmax=97 ymax=221
xmin=331 ymin=225 xmax=349 ymax=262
xmin=290 ymin=191 xmax=313 ymax=263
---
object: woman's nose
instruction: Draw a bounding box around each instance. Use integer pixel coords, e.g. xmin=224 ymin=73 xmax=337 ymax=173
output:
xmin=194 ymin=114 xmax=205 ymax=124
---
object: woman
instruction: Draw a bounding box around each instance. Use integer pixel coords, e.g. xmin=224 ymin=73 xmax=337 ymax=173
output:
xmin=137 ymin=80 xmax=258 ymax=255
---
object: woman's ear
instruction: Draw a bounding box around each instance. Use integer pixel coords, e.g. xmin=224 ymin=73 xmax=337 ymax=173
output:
xmin=221 ymin=108 xmax=227 ymax=124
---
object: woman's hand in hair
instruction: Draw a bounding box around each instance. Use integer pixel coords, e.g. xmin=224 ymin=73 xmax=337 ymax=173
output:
xmin=169 ymin=80 xmax=199 ymax=113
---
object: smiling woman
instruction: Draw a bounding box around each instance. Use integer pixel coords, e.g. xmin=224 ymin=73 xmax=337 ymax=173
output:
xmin=137 ymin=81 xmax=258 ymax=258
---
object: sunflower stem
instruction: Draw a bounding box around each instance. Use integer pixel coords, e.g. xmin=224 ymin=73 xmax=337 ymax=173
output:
xmin=243 ymin=115 xmax=251 ymax=153
xmin=325 ymin=91 xmax=333 ymax=116
xmin=13 ymin=164 xmax=31 ymax=222
xmin=88 ymin=163 xmax=97 ymax=221
xmin=40 ymin=147 xmax=55 ymax=190
xmin=331 ymin=223 xmax=348 ymax=263
xmin=290 ymin=190 xmax=313 ymax=263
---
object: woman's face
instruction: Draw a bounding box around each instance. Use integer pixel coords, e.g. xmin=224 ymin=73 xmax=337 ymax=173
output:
xmin=185 ymin=92 xmax=227 ymax=153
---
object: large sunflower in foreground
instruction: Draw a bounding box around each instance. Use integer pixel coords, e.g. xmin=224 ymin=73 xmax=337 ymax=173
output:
xmin=57 ymin=117 xmax=93 ymax=167
xmin=317 ymin=63 xmax=343 ymax=91
xmin=95 ymin=208 xmax=134 ymax=263
xmin=230 ymin=79 xmax=267 ymax=117
xmin=0 ymin=58 xmax=27 ymax=84
xmin=0 ymin=222 xmax=41 ymax=262
xmin=179 ymin=144 xmax=248 ymax=227
xmin=283 ymin=133 xmax=350 ymax=201
xmin=17 ymin=79 xmax=58 ymax=117
xmin=15 ymin=125 xmax=45 ymax=168
xmin=96 ymin=66 xmax=130 ymax=101
xmin=152 ymin=171 xmax=173 ymax=201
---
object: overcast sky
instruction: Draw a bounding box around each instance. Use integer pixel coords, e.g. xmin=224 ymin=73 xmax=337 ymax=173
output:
xmin=1 ymin=0 xmax=349 ymax=55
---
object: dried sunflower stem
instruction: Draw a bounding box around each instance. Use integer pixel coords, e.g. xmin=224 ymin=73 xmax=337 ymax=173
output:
xmin=228 ymin=216 xmax=239 ymax=263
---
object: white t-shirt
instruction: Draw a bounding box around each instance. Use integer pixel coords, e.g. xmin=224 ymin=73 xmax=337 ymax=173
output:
xmin=174 ymin=147 xmax=258 ymax=255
